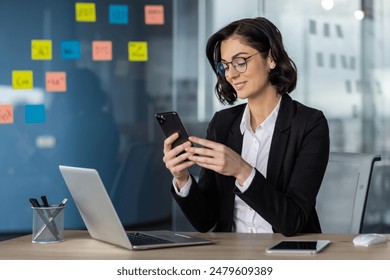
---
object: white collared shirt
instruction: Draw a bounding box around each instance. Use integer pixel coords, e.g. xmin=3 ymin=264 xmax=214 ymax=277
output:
xmin=233 ymin=99 xmax=281 ymax=233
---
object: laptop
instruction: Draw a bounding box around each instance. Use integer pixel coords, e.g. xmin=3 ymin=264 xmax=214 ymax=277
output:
xmin=59 ymin=165 xmax=213 ymax=250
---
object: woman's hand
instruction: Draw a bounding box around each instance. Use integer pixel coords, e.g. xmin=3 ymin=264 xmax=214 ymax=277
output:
xmin=185 ymin=136 xmax=252 ymax=185
xmin=163 ymin=133 xmax=195 ymax=189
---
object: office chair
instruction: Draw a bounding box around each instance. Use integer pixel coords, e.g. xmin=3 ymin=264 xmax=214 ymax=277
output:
xmin=316 ymin=152 xmax=381 ymax=234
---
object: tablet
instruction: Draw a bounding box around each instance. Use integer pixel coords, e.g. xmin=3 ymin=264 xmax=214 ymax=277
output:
xmin=265 ymin=240 xmax=331 ymax=254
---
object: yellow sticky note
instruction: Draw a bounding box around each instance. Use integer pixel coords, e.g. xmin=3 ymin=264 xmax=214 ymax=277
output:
xmin=128 ymin=41 xmax=148 ymax=61
xmin=46 ymin=72 xmax=67 ymax=92
xmin=145 ymin=5 xmax=165 ymax=25
xmin=0 ymin=104 xmax=14 ymax=124
xmin=92 ymin=41 xmax=113 ymax=61
xmin=76 ymin=2 xmax=96 ymax=22
xmin=12 ymin=70 xmax=33 ymax=89
xmin=31 ymin=40 xmax=52 ymax=60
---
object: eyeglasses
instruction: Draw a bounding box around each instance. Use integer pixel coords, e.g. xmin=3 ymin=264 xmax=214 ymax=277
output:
xmin=216 ymin=52 xmax=259 ymax=77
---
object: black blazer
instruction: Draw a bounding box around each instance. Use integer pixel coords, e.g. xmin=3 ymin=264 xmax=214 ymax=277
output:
xmin=172 ymin=94 xmax=330 ymax=236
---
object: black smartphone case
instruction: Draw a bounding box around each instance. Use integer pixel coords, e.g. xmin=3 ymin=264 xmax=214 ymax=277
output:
xmin=155 ymin=111 xmax=189 ymax=148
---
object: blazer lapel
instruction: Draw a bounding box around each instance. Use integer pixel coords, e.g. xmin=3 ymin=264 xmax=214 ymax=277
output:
xmin=219 ymin=107 xmax=244 ymax=206
xmin=226 ymin=115 xmax=243 ymax=155
xmin=267 ymin=94 xmax=294 ymax=183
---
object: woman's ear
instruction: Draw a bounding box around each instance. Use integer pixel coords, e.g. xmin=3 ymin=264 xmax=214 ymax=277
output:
xmin=270 ymin=60 xmax=276 ymax=70
xmin=268 ymin=50 xmax=276 ymax=69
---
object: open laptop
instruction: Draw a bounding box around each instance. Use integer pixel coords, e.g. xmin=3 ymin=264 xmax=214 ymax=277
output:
xmin=59 ymin=165 xmax=213 ymax=250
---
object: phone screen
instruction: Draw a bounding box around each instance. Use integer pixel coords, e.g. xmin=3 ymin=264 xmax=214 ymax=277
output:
xmin=265 ymin=240 xmax=330 ymax=254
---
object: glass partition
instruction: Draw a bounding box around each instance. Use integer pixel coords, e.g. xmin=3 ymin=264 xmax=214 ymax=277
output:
xmin=0 ymin=0 xmax=174 ymax=232
xmin=173 ymin=0 xmax=390 ymax=232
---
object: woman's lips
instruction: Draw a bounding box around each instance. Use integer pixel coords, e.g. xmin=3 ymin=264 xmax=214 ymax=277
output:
xmin=234 ymin=81 xmax=246 ymax=91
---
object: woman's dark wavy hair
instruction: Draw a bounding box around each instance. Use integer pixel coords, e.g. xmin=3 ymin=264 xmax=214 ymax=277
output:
xmin=206 ymin=17 xmax=297 ymax=105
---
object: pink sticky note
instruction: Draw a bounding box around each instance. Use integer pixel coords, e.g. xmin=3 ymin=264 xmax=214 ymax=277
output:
xmin=92 ymin=41 xmax=113 ymax=61
xmin=145 ymin=5 xmax=164 ymax=25
xmin=46 ymin=72 xmax=67 ymax=92
xmin=0 ymin=104 xmax=14 ymax=124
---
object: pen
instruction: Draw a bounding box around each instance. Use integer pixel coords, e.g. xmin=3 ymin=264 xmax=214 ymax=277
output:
xmin=29 ymin=198 xmax=40 ymax=208
xmin=47 ymin=198 xmax=68 ymax=223
xmin=30 ymin=198 xmax=59 ymax=240
xmin=41 ymin=195 xmax=49 ymax=207
xmin=40 ymin=195 xmax=59 ymax=236
xmin=33 ymin=198 xmax=68 ymax=241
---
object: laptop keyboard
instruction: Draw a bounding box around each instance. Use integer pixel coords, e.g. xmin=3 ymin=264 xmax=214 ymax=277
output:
xmin=127 ymin=232 xmax=173 ymax=246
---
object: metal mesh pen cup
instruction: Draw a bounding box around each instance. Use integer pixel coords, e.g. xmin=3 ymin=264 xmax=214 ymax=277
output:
xmin=32 ymin=205 xmax=65 ymax=244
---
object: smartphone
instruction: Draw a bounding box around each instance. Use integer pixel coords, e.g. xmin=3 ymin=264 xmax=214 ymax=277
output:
xmin=155 ymin=111 xmax=191 ymax=149
xmin=265 ymin=240 xmax=331 ymax=254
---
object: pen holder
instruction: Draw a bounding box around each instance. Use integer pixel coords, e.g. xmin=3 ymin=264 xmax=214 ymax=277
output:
xmin=31 ymin=205 xmax=65 ymax=244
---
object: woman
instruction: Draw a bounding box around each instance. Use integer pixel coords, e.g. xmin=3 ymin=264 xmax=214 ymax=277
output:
xmin=163 ymin=17 xmax=329 ymax=236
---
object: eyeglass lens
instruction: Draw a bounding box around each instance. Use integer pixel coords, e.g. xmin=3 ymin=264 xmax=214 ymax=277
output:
xmin=216 ymin=57 xmax=247 ymax=77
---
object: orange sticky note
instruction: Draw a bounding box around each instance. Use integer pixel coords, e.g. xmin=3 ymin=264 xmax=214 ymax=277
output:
xmin=128 ymin=41 xmax=148 ymax=61
xmin=92 ymin=41 xmax=113 ymax=61
xmin=0 ymin=104 xmax=14 ymax=124
xmin=31 ymin=40 xmax=52 ymax=60
xmin=145 ymin=5 xmax=164 ymax=25
xmin=12 ymin=70 xmax=33 ymax=89
xmin=46 ymin=72 xmax=67 ymax=92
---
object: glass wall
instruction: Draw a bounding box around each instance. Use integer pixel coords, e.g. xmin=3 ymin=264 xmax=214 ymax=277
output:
xmin=0 ymin=0 xmax=175 ymax=232
xmin=173 ymin=0 xmax=390 ymax=232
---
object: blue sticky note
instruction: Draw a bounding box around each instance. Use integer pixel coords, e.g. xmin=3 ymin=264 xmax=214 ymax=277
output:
xmin=25 ymin=104 xmax=46 ymax=123
xmin=109 ymin=4 xmax=128 ymax=24
xmin=61 ymin=40 xmax=81 ymax=60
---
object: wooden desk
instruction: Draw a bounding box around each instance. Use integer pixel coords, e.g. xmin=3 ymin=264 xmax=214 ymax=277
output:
xmin=0 ymin=230 xmax=389 ymax=260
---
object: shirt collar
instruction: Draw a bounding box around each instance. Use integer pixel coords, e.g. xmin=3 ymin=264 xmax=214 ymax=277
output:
xmin=240 ymin=97 xmax=281 ymax=134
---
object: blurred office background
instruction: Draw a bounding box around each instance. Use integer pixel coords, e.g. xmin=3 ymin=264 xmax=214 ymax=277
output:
xmin=0 ymin=0 xmax=389 ymax=235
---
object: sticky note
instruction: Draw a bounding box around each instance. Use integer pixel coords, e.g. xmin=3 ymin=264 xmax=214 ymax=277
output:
xmin=109 ymin=4 xmax=128 ymax=24
xmin=92 ymin=41 xmax=113 ymax=61
xmin=61 ymin=40 xmax=81 ymax=59
xmin=25 ymin=104 xmax=45 ymax=124
xmin=31 ymin=40 xmax=52 ymax=60
xmin=46 ymin=72 xmax=67 ymax=92
xmin=128 ymin=41 xmax=148 ymax=61
xmin=12 ymin=70 xmax=33 ymax=89
xmin=145 ymin=5 xmax=164 ymax=25
xmin=76 ymin=2 xmax=96 ymax=22
xmin=0 ymin=104 xmax=14 ymax=124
